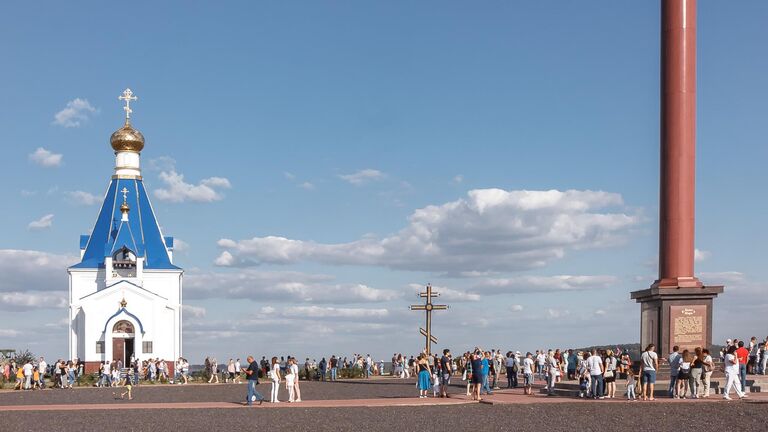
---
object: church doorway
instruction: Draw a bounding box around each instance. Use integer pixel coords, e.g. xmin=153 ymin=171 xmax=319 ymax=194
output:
xmin=112 ymin=320 xmax=135 ymax=365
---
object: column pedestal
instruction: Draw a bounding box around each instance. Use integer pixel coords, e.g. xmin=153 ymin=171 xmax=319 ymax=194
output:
xmin=631 ymin=286 xmax=722 ymax=356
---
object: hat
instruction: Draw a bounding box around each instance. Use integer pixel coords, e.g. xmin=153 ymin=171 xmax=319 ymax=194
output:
xmin=726 ymin=339 xmax=732 ymax=343
xmin=516 ymin=351 xmax=521 ymax=355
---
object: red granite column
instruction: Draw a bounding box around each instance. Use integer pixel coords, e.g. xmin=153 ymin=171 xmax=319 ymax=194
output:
xmin=654 ymin=0 xmax=702 ymax=289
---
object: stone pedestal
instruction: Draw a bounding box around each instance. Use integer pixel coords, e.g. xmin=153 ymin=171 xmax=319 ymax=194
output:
xmin=631 ymin=286 xmax=722 ymax=356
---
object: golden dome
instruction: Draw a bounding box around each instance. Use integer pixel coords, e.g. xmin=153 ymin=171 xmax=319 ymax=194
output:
xmin=110 ymin=120 xmax=145 ymax=153
xmin=120 ymin=201 xmax=130 ymax=213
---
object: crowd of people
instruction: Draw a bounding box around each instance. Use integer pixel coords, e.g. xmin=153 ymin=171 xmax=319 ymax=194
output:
xmin=4 ymin=335 xmax=768 ymax=406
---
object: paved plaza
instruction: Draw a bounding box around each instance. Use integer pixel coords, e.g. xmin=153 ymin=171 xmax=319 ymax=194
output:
xmin=2 ymin=379 xmax=768 ymax=431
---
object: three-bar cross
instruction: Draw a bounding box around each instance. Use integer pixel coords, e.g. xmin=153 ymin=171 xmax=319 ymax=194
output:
xmin=409 ymin=283 xmax=448 ymax=356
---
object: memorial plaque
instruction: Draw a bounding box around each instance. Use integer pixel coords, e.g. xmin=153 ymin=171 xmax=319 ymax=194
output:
xmin=669 ymin=305 xmax=707 ymax=353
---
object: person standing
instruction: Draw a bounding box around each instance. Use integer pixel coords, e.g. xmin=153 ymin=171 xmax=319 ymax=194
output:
xmin=329 ymin=355 xmax=338 ymax=382
xmin=290 ymin=358 xmax=302 ymax=402
xmin=234 ymin=358 xmax=242 ymax=384
xmin=723 ymin=346 xmax=747 ymax=400
xmin=242 ymin=356 xmax=264 ymax=406
xmin=735 ymin=341 xmax=750 ymax=393
xmin=677 ymin=350 xmax=692 ymax=398
xmin=546 ymin=350 xmax=560 ymax=396
xmin=690 ymin=347 xmax=704 ymax=398
xmin=439 ymin=349 xmax=452 ymax=398
xmin=603 ymin=350 xmax=617 ymax=398
xmin=505 ymin=351 xmax=517 ymax=389
xmin=567 ymin=349 xmax=578 ymax=380
xmin=586 ymin=349 xmax=604 ymax=399
xmin=318 ymin=358 xmax=327 ymax=382
xmin=522 ymin=352 xmax=535 ymax=396
xmin=270 ymin=357 xmax=281 ymax=403
xmin=37 ymin=357 xmax=47 ymax=389
xmin=640 ymin=344 xmax=658 ymax=401
xmin=22 ymin=361 xmax=33 ymax=390
xmin=701 ymin=348 xmax=714 ymax=397
xmin=667 ymin=346 xmax=681 ymax=398
xmin=417 ymin=354 xmax=432 ymax=399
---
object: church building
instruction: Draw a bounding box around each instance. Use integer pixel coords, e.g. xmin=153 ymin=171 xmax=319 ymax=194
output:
xmin=68 ymin=89 xmax=183 ymax=372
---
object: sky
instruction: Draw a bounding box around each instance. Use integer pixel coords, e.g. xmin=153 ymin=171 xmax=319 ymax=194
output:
xmin=1 ymin=1 xmax=766 ymax=362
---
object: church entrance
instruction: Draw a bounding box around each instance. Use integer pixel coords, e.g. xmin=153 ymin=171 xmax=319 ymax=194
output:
xmin=112 ymin=320 xmax=135 ymax=365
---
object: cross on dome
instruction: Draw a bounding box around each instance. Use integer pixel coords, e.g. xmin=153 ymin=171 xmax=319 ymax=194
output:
xmin=118 ymin=88 xmax=138 ymax=120
xmin=121 ymin=187 xmax=129 ymax=203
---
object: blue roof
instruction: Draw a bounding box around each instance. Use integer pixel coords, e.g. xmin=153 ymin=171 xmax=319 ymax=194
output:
xmin=71 ymin=178 xmax=180 ymax=270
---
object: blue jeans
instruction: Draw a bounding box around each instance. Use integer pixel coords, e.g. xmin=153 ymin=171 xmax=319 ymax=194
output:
xmin=330 ymin=367 xmax=337 ymax=381
xmin=739 ymin=364 xmax=747 ymax=392
xmin=590 ymin=374 xmax=604 ymax=398
xmin=320 ymin=369 xmax=327 ymax=381
xmin=668 ymin=374 xmax=678 ymax=397
xmin=481 ymin=374 xmax=493 ymax=395
xmin=246 ymin=380 xmax=264 ymax=405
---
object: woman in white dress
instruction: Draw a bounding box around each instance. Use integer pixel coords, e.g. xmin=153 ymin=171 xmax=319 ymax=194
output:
xmin=723 ymin=346 xmax=747 ymax=400
xmin=290 ymin=358 xmax=302 ymax=402
xmin=270 ymin=357 xmax=281 ymax=403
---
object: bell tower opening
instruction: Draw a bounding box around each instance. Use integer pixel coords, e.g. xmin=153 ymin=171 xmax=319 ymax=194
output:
xmin=113 ymin=246 xmax=136 ymax=278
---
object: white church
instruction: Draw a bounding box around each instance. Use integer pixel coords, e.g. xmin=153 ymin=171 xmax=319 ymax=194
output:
xmin=68 ymin=89 xmax=183 ymax=373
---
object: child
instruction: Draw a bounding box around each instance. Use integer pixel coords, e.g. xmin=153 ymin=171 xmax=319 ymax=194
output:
xmin=285 ymin=367 xmax=296 ymax=402
xmin=32 ymin=370 xmax=40 ymax=389
xmin=626 ymin=368 xmax=637 ymax=401
xmin=120 ymin=383 xmax=133 ymax=400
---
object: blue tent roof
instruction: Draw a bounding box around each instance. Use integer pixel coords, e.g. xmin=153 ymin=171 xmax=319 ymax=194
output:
xmin=71 ymin=178 xmax=179 ymax=270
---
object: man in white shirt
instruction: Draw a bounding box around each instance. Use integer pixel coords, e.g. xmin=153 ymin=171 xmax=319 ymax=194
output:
xmin=586 ymin=349 xmax=604 ymax=399
xmin=22 ymin=361 xmax=34 ymax=390
xmin=234 ymin=358 xmax=242 ymax=384
xmin=522 ymin=352 xmax=535 ymax=395
xmin=536 ymin=351 xmax=546 ymax=381
xmin=37 ymin=357 xmax=47 ymax=389
xmin=640 ymin=344 xmax=659 ymax=401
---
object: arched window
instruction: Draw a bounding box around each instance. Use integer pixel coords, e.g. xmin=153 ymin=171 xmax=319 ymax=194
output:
xmin=112 ymin=320 xmax=135 ymax=334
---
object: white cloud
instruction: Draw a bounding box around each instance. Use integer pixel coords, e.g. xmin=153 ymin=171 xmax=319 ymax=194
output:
xmin=173 ymin=239 xmax=190 ymax=252
xmin=594 ymin=309 xmax=607 ymax=316
xmin=510 ymin=304 xmax=524 ymax=312
xmin=284 ymin=172 xmax=296 ymax=180
xmin=0 ymin=250 xmax=76 ymax=293
xmin=185 ymin=269 xmax=400 ymax=304
xmin=281 ymin=306 xmax=389 ymax=319
xmin=453 ymin=175 xmax=464 ymax=184
xmin=21 ymin=190 xmax=37 ymax=197
xmin=339 ymin=169 xmax=385 ymax=185
xmin=215 ymin=189 xmax=639 ymax=273
xmin=0 ymin=291 xmax=67 ymax=311
xmin=545 ymin=308 xmax=570 ymax=319
xmin=408 ymin=283 xmax=480 ymax=302
xmin=66 ymin=190 xmax=100 ymax=205
xmin=0 ymin=329 xmax=21 ymax=337
xmin=694 ymin=248 xmax=711 ymax=262
xmin=181 ymin=304 xmax=206 ymax=318
xmin=299 ymin=182 xmax=315 ymax=190
xmin=52 ymin=98 xmax=97 ymax=127
xmin=28 ymin=214 xmax=54 ymax=230
xmin=147 ymin=156 xmax=177 ymax=172
xmin=154 ymin=170 xmax=231 ymax=203
xmin=29 ymin=148 xmax=63 ymax=167
xmin=474 ymin=275 xmax=618 ymax=294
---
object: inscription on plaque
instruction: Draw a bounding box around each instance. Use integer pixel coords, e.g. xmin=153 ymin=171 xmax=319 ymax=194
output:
xmin=669 ymin=305 xmax=707 ymax=353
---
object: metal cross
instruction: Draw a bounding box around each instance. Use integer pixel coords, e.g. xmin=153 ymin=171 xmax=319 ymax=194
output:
xmin=121 ymin=187 xmax=129 ymax=203
xmin=409 ymin=283 xmax=448 ymax=356
xmin=118 ymin=88 xmax=138 ymax=119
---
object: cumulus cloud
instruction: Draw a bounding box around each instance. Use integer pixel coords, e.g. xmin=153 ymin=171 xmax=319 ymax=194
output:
xmin=28 ymin=214 xmax=54 ymax=230
xmin=173 ymin=239 xmax=190 ymax=252
xmin=453 ymin=175 xmax=464 ymax=184
xmin=52 ymin=98 xmax=97 ymax=127
xmin=473 ymin=275 xmax=618 ymax=294
xmin=339 ymin=169 xmax=385 ymax=185
xmin=0 ymin=291 xmax=67 ymax=311
xmin=66 ymin=190 xmax=100 ymax=205
xmin=280 ymin=306 xmax=389 ymax=319
xmin=408 ymin=283 xmax=480 ymax=302
xmin=694 ymin=248 xmax=711 ymax=262
xmin=184 ymin=269 xmax=401 ymax=304
xmin=510 ymin=304 xmax=524 ymax=312
xmin=0 ymin=250 xmax=76 ymax=293
xmin=154 ymin=170 xmax=231 ymax=203
xmin=215 ymin=189 xmax=639 ymax=273
xmin=299 ymin=182 xmax=315 ymax=190
xmin=181 ymin=304 xmax=206 ymax=318
xmin=29 ymin=148 xmax=63 ymax=167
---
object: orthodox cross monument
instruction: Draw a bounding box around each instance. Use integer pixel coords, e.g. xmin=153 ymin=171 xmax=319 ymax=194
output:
xmin=68 ymin=89 xmax=183 ymax=372
xmin=410 ymin=284 xmax=448 ymax=356
xmin=631 ymin=0 xmax=723 ymax=356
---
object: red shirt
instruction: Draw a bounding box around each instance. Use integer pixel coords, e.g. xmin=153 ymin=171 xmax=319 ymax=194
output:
xmin=735 ymin=347 xmax=750 ymax=365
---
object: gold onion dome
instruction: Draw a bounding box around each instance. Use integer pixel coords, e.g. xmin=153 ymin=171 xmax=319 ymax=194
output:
xmin=110 ymin=120 xmax=145 ymax=153
xmin=120 ymin=201 xmax=130 ymax=213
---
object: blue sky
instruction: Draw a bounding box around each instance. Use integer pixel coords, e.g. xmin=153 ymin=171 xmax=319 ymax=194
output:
xmin=1 ymin=1 xmax=766 ymax=361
